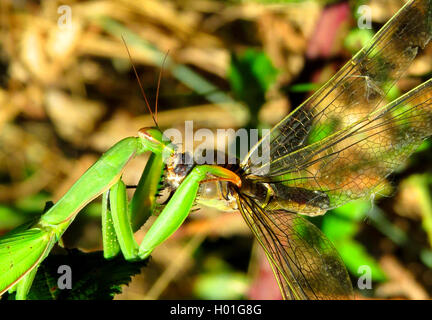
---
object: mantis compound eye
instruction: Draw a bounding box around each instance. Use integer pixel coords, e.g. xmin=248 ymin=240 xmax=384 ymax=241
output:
xmin=138 ymin=127 xmax=174 ymax=155
xmin=138 ymin=127 xmax=164 ymax=144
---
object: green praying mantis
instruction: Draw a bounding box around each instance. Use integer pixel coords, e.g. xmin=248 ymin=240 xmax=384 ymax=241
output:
xmin=1 ymin=0 xmax=432 ymax=300
xmin=0 ymin=125 xmax=242 ymax=299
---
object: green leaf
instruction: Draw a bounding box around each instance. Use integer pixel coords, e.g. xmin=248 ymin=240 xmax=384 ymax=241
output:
xmin=288 ymin=82 xmax=321 ymax=93
xmin=308 ymin=117 xmax=341 ymax=145
xmin=401 ymin=174 xmax=432 ymax=247
xmin=321 ymin=214 xmax=358 ymax=240
xmin=9 ymin=248 xmax=147 ymax=300
xmin=416 ymin=139 xmax=431 ymax=153
xmin=0 ymin=206 xmax=29 ymax=229
xmin=0 ymin=193 xmax=51 ymax=230
xmin=194 ymin=271 xmax=249 ymax=300
xmin=15 ymin=193 xmax=52 ymax=213
xmin=336 ymin=239 xmax=387 ymax=282
xmin=344 ymin=28 xmax=374 ymax=54
xmin=321 ymin=200 xmax=386 ymax=281
xmin=331 ymin=200 xmax=371 ymax=221
xmin=228 ymin=49 xmax=278 ymax=125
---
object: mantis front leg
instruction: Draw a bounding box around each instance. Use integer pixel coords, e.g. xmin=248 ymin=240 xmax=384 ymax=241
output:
xmin=102 ymin=151 xmax=165 ymax=260
xmin=106 ymin=164 xmax=241 ymax=261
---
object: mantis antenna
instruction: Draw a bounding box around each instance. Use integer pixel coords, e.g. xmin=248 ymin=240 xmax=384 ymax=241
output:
xmin=121 ymin=35 xmax=158 ymax=128
xmin=154 ymin=50 xmax=170 ymax=124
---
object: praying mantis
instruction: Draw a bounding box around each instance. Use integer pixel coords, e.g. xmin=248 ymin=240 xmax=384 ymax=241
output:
xmin=1 ymin=0 xmax=432 ymax=300
xmin=0 ymin=124 xmax=242 ymax=299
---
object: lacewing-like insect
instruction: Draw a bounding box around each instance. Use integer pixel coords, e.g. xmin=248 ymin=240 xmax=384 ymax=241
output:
xmin=207 ymin=0 xmax=432 ymax=299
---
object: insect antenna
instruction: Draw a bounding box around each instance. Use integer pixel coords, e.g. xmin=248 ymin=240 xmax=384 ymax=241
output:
xmin=154 ymin=50 xmax=170 ymax=125
xmin=121 ymin=35 xmax=158 ymax=127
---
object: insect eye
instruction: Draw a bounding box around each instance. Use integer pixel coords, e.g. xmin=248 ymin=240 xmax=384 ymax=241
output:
xmin=138 ymin=127 xmax=163 ymax=144
xmin=199 ymin=182 xmax=219 ymax=199
xmin=138 ymin=127 xmax=154 ymax=138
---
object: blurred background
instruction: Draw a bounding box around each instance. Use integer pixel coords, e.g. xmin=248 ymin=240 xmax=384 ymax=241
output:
xmin=0 ymin=0 xmax=431 ymax=299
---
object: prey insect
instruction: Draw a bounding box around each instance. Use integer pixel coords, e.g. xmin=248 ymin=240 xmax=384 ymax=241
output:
xmin=1 ymin=0 xmax=432 ymax=300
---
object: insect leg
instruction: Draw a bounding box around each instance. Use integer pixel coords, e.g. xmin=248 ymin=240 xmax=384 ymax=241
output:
xmin=101 ymin=190 xmax=121 ymax=259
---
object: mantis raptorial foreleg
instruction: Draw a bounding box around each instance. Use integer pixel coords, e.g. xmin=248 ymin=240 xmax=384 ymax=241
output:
xmin=103 ymin=164 xmax=241 ymax=261
xmin=101 ymin=190 xmax=121 ymax=259
xmin=138 ymin=164 xmax=240 ymax=259
xmin=130 ymin=152 xmax=165 ymax=231
xmin=101 ymin=152 xmax=165 ymax=260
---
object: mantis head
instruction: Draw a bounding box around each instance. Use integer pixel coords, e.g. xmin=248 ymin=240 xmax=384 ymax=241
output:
xmin=138 ymin=127 xmax=174 ymax=158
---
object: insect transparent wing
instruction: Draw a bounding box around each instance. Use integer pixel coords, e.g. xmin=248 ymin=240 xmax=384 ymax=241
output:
xmin=236 ymin=193 xmax=354 ymax=300
xmin=251 ymin=78 xmax=432 ymax=212
xmin=243 ymin=0 xmax=432 ymax=177
xmin=242 ymin=0 xmax=432 ymax=212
